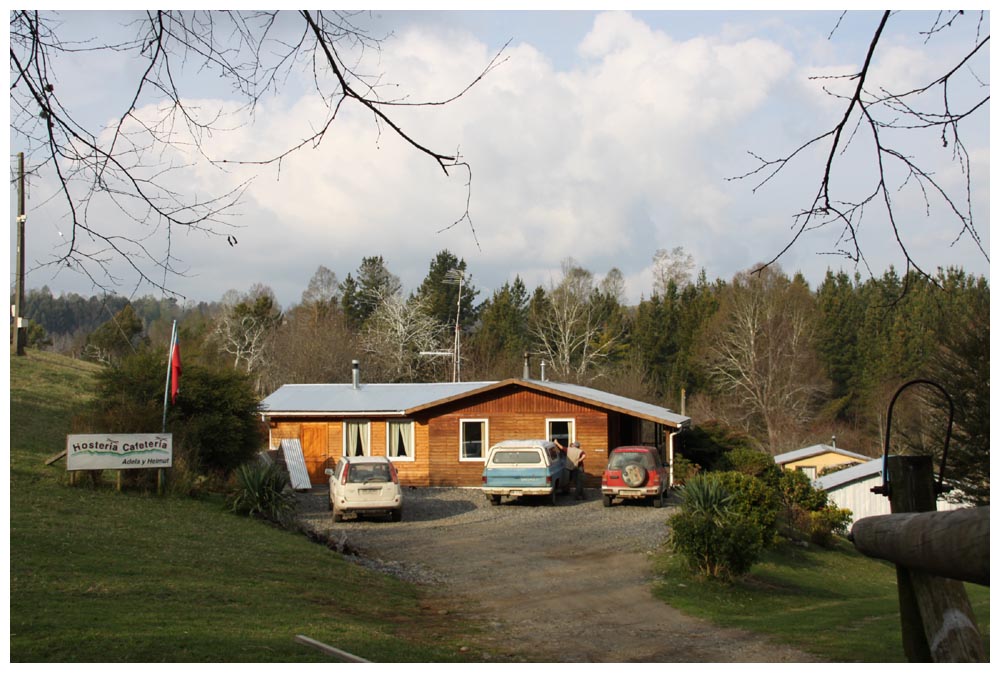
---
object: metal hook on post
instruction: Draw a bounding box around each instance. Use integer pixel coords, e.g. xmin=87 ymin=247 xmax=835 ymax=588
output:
xmin=872 ymin=379 xmax=954 ymax=498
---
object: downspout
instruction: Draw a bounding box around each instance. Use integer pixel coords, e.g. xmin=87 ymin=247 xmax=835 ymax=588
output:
xmin=668 ymin=428 xmax=680 ymax=488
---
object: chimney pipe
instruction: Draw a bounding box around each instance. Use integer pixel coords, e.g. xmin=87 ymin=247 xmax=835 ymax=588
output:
xmin=523 ymin=353 xmax=530 ymax=380
xmin=540 ymin=360 xmax=546 ymax=382
xmin=352 ymin=360 xmax=360 ymax=389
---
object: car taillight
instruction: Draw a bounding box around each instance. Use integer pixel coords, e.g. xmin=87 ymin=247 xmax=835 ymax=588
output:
xmin=545 ymin=475 xmax=552 ymax=485
xmin=390 ymin=464 xmax=399 ymax=484
xmin=482 ymin=475 xmax=487 ymax=484
xmin=341 ymin=465 xmax=349 ymax=485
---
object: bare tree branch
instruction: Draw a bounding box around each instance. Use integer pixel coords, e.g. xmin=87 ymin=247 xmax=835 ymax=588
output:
xmin=730 ymin=10 xmax=989 ymax=286
xmin=10 ymin=10 xmax=504 ymax=295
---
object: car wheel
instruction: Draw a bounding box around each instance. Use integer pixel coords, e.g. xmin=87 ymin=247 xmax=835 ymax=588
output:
xmin=490 ymin=494 xmax=502 ymax=506
xmin=549 ymin=489 xmax=558 ymax=506
xmin=603 ymin=494 xmax=613 ymax=508
xmin=622 ymin=464 xmax=647 ymax=488
xmin=390 ymin=508 xmax=402 ymax=522
xmin=652 ymin=491 xmax=664 ymax=508
xmin=333 ymin=508 xmax=344 ymax=523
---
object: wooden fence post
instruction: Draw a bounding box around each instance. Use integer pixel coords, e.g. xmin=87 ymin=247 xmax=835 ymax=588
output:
xmin=884 ymin=456 xmax=985 ymax=663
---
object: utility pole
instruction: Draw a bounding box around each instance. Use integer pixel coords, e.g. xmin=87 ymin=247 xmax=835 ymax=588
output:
xmin=14 ymin=152 xmax=26 ymax=356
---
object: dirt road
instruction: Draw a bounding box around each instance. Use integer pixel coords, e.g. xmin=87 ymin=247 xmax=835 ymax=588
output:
xmin=296 ymin=487 xmax=822 ymax=663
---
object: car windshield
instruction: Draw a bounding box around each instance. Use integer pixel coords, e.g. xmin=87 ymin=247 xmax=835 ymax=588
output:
xmin=347 ymin=463 xmax=391 ymax=483
xmin=608 ymin=451 xmax=656 ymax=470
xmin=491 ymin=450 xmax=542 ymax=465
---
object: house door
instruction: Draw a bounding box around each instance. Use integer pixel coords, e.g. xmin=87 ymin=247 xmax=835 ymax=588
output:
xmin=301 ymin=423 xmax=330 ymax=485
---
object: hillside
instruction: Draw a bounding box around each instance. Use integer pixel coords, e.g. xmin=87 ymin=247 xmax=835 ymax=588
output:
xmin=8 ymin=351 xmax=477 ymax=663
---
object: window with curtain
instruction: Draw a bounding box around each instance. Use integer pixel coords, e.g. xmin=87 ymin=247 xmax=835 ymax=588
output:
xmin=387 ymin=420 xmax=414 ymax=461
xmin=343 ymin=420 xmax=370 ymax=456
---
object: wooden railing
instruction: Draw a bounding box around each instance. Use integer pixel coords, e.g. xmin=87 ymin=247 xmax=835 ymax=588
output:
xmin=849 ymin=455 xmax=988 ymax=663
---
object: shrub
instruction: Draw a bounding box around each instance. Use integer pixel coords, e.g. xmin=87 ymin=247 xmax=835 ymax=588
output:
xmin=678 ymin=474 xmax=732 ymax=519
xmin=775 ymin=469 xmax=839 ymax=544
xmin=670 ymin=453 xmax=701 ymax=485
xmin=227 ymin=459 xmax=297 ymax=525
xmin=92 ymin=349 xmax=263 ymax=476
xmin=669 ymin=510 xmax=764 ymax=581
xmin=706 ymin=471 xmax=782 ymax=546
xmin=778 ymin=468 xmax=828 ymax=511
xmin=720 ymin=447 xmax=780 ymax=483
xmin=807 ymin=506 xmax=853 ymax=547
xmin=677 ymin=421 xmax=758 ymax=472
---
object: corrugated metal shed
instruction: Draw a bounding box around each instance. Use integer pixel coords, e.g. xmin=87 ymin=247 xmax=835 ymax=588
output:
xmin=279 ymin=438 xmax=312 ymax=490
xmin=774 ymin=444 xmax=870 ymax=466
xmin=814 ymin=458 xmax=968 ymax=524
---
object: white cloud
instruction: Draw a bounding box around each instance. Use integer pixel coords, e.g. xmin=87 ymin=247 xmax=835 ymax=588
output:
xmin=16 ymin=10 xmax=989 ymax=308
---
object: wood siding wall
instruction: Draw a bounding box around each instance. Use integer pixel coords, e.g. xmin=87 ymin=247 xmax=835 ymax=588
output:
xmin=268 ymin=387 xmax=658 ymax=487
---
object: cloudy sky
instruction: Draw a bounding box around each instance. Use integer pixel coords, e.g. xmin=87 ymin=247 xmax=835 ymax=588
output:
xmin=9 ymin=7 xmax=991 ymax=308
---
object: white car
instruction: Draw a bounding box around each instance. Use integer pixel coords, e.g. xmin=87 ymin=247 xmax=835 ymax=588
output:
xmin=326 ymin=456 xmax=403 ymax=522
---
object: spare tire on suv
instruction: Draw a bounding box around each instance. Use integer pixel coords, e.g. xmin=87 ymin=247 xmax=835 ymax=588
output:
xmin=621 ymin=463 xmax=647 ymax=487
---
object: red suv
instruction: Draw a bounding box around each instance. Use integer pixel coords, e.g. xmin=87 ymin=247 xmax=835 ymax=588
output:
xmin=601 ymin=446 xmax=669 ymax=508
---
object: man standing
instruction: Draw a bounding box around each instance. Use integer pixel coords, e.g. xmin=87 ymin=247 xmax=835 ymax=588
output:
xmin=566 ymin=441 xmax=587 ymax=500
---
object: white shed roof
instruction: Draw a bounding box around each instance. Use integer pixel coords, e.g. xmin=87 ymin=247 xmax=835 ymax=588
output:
xmin=813 ymin=458 xmax=883 ymax=491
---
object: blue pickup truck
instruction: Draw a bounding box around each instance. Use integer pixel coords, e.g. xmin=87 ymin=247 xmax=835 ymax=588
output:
xmin=481 ymin=439 xmax=570 ymax=505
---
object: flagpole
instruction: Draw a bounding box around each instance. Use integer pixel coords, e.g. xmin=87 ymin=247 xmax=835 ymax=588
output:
xmin=162 ymin=320 xmax=177 ymax=433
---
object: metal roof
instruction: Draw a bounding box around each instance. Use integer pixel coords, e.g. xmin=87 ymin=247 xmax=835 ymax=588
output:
xmin=813 ymin=458 xmax=883 ymax=491
xmin=261 ymin=378 xmax=691 ymax=428
xmin=260 ymin=381 xmax=496 ymax=416
xmin=773 ymin=444 xmax=870 ymax=465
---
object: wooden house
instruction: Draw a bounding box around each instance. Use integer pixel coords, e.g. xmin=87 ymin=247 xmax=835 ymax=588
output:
xmin=259 ymin=366 xmax=691 ymax=488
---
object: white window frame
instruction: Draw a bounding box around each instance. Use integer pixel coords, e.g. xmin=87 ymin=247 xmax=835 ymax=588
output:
xmin=459 ymin=418 xmax=489 ymax=462
xmin=546 ymin=418 xmax=576 ymax=447
xmin=342 ymin=420 xmax=371 ymax=457
xmin=386 ymin=420 xmax=415 ymax=462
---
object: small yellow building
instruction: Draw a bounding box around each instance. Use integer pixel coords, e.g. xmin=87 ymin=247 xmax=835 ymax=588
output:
xmin=773 ymin=443 xmax=870 ymax=480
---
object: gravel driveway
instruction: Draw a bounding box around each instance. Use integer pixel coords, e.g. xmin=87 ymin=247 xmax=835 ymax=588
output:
xmin=295 ymin=487 xmax=821 ymax=663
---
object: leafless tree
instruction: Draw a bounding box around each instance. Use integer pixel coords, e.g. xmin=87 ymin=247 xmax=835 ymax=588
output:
xmin=530 ymin=258 xmax=624 ymax=383
xmin=361 ymin=290 xmax=446 ymax=383
xmin=9 ymin=10 xmax=506 ymax=294
xmin=733 ymin=10 xmax=989 ymax=284
xmin=700 ymin=266 xmax=829 ymax=453
xmin=652 ymin=246 xmax=695 ymax=295
xmin=212 ymin=284 xmax=281 ymax=390
xmin=262 ymin=302 xmax=358 ymax=393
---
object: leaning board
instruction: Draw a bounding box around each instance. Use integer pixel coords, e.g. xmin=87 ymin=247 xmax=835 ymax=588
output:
xmin=279 ymin=438 xmax=312 ymax=491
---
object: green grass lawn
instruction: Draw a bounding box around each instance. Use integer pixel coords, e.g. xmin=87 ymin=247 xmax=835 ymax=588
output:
xmin=9 ymin=351 xmax=479 ymax=662
xmin=653 ymin=536 xmax=990 ymax=662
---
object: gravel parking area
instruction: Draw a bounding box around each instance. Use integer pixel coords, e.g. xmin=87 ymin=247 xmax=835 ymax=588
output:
xmin=294 ymin=487 xmax=820 ymax=663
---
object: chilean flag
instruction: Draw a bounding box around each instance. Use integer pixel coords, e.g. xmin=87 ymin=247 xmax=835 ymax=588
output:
xmin=169 ymin=331 xmax=182 ymax=404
